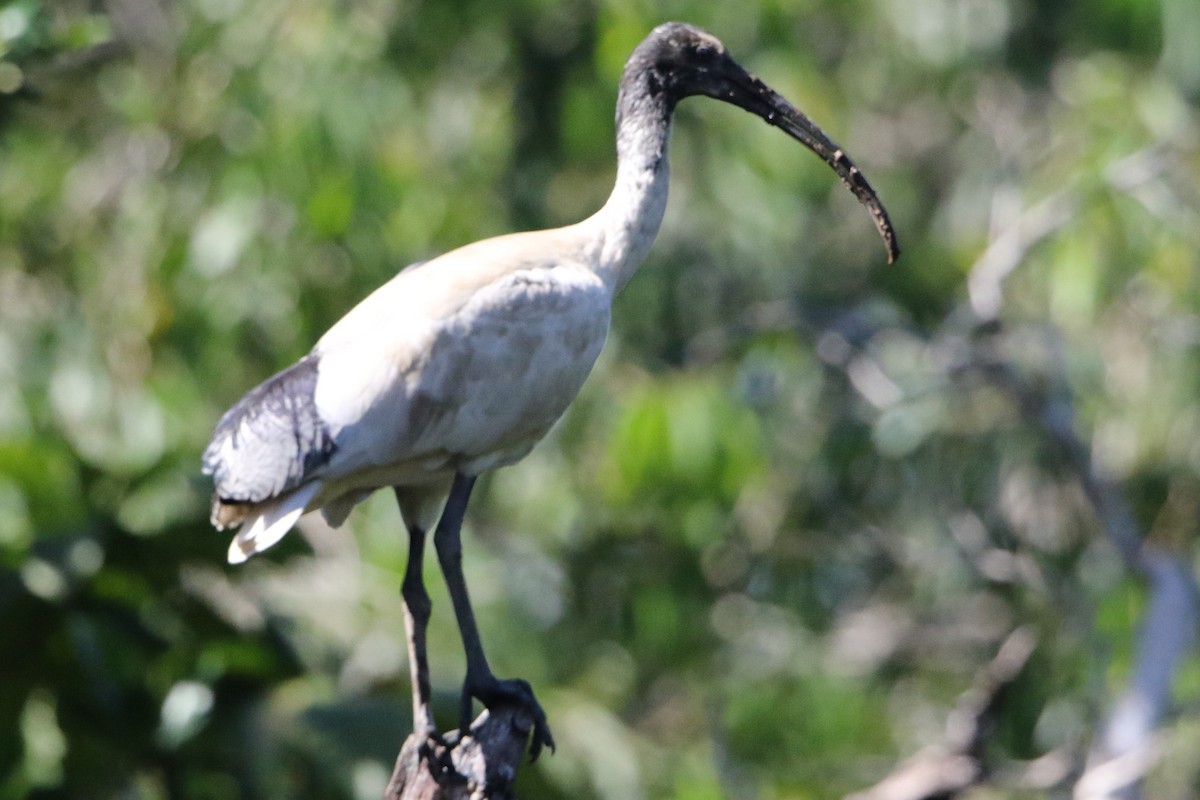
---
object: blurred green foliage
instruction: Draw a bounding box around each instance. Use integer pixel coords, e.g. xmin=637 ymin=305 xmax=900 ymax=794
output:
xmin=2 ymin=0 xmax=1199 ymax=797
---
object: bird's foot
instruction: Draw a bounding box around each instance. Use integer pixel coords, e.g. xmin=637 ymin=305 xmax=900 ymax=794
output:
xmin=462 ymin=675 xmax=556 ymax=761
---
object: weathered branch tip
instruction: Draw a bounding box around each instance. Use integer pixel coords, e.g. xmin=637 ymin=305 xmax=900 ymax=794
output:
xmin=385 ymin=707 xmax=537 ymax=800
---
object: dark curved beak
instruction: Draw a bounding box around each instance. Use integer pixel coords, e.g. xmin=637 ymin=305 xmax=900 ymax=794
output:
xmin=700 ymin=58 xmax=900 ymax=265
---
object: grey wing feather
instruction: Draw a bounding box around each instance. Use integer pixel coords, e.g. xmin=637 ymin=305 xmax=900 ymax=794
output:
xmin=202 ymin=354 xmax=336 ymax=503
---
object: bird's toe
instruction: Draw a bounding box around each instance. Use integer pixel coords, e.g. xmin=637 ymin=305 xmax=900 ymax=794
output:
xmin=466 ymin=675 xmax=556 ymax=761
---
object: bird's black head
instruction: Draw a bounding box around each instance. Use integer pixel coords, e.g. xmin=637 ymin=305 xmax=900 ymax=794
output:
xmin=625 ymin=22 xmax=737 ymax=104
xmin=621 ymin=22 xmax=900 ymax=264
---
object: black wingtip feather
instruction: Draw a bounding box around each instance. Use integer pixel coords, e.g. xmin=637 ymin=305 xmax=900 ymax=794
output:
xmin=204 ymin=354 xmax=337 ymax=504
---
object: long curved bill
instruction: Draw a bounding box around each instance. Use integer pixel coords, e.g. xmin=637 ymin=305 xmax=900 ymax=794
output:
xmin=712 ymin=62 xmax=900 ymax=265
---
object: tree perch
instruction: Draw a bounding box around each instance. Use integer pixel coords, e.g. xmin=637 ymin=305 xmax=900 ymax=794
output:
xmin=384 ymin=707 xmax=537 ymax=800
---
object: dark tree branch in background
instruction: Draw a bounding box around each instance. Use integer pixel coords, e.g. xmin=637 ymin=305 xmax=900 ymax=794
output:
xmin=846 ymin=628 xmax=1039 ymax=800
xmin=973 ymin=332 xmax=1199 ymax=800
xmin=846 ymin=325 xmax=1199 ymax=799
xmin=384 ymin=708 xmax=536 ymax=800
xmin=962 ymin=165 xmax=1200 ymax=797
xmin=686 ymin=272 xmax=1199 ymax=799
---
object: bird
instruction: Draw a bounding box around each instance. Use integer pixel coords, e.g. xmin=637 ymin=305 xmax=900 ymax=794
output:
xmin=202 ymin=21 xmax=899 ymax=761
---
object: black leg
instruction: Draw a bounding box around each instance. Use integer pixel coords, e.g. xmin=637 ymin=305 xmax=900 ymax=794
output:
xmin=432 ymin=472 xmax=556 ymax=760
xmin=395 ymin=490 xmax=436 ymax=740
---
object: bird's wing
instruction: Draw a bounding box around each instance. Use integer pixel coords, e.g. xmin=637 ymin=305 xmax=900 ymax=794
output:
xmin=202 ymin=353 xmax=336 ymax=506
xmin=201 ymin=257 xmax=439 ymax=513
xmin=203 ymin=228 xmax=607 ymax=531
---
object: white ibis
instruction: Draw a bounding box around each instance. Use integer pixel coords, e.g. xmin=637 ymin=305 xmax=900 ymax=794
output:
xmin=203 ymin=21 xmax=898 ymax=760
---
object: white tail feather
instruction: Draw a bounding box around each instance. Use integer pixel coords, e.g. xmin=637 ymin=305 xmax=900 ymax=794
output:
xmin=227 ymin=482 xmax=321 ymax=564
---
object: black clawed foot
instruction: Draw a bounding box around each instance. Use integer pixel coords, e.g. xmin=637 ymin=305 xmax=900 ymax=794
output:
xmin=463 ymin=675 xmax=556 ymax=761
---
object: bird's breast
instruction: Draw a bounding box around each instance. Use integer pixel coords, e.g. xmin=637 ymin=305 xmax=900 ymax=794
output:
xmin=438 ymin=268 xmax=611 ymax=461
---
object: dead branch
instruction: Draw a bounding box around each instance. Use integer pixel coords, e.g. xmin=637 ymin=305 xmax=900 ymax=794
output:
xmin=1075 ymin=550 xmax=1198 ymax=800
xmin=384 ymin=707 xmax=537 ymax=800
xmin=967 ymin=189 xmax=1078 ymax=321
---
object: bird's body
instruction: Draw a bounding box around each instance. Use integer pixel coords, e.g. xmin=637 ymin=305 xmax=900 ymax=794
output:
xmin=203 ymin=21 xmax=898 ymax=759
xmin=206 ymin=132 xmax=669 ymax=558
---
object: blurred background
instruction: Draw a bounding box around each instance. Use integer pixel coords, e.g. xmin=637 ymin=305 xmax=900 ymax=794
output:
xmin=2 ymin=0 xmax=1200 ymax=797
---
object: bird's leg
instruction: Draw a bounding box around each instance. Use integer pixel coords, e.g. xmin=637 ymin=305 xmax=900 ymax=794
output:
xmin=396 ymin=491 xmax=437 ymax=742
xmin=432 ymin=472 xmax=556 ymax=760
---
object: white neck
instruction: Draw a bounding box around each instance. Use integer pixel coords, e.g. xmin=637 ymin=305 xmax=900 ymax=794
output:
xmin=581 ymin=82 xmax=674 ymax=293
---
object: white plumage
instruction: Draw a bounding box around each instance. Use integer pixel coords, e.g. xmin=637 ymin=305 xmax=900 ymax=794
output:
xmin=206 ymin=213 xmax=634 ymax=560
xmin=202 ymin=21 xmax=897 ymax=759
